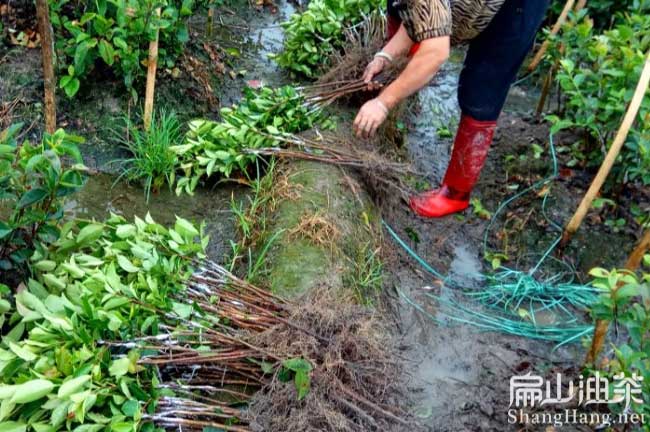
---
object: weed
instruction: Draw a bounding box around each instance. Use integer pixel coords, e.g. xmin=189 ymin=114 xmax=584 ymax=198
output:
xmin=346 ymin=244 xmax=383 ymax=304
xmin=470 ymin=198 xmax=492 ymax=220
xmin=114 ymin=109 xmax=181 ymax=202
xmin=288 ymin=212 xmax=341 ymax=250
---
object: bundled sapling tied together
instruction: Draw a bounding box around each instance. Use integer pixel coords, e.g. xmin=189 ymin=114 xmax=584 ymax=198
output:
xmin=171 ymin=81 xmax=417 ymax=197
xmin=272 ymin=0 xmax=384 ymax=78
xmin=0 ymin=213 xmax=286 ymax=431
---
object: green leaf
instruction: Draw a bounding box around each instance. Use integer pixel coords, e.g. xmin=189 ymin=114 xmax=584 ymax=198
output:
xmin=10 ymin=379 xmax=54 ymax=404
xmin=174 ymin=217 xmax=199 ymax=238
xmin=0 ymin=222 xmax=12 ymax=240
xmin=60 ymin=75 xmax=81 ymax=98
xmin=17 ymin=188 xmax=48 ymax=209
xmin=121 ymin=399 xmax=139 ymax=418
xmin=109 ymin=357 xmax=131 ymax=378
xmin=117 ymin=255 xmax=139 ymax=273
xmin=115 ymin=224 xmax=137 ymax=239
xmin=0 ymin=421 xmax=26 ymax=432
xmin=8 ymin=341 xmax=37 ymax=361
xmin=77 ymin=224 xmax=104 ymax=245
xmin=98 ymin=39 xmax=115 ymax=65
xmin=58 ymin=375 xmax=91 ymax=398
xmin=282 ymin=357 xmax=312 ymax=373
xmin=294 ymin=370 xmax=310 ymax=400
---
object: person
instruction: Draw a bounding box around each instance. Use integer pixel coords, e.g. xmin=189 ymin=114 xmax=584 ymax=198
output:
xmin=353 ymin=0 xmax=550 ymax=218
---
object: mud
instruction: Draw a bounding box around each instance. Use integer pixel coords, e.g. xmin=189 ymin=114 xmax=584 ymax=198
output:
xmin=380 ymin=59 xmax=638 ymax=430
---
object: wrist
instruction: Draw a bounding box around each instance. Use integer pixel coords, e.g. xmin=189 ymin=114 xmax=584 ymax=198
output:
xmin=377 ymin=92 xmax=398 ymax=110
xmin=374 ymin=51 xmax=394 ymax=63
xmin=373 ymin=98 xmax=389 ymax=115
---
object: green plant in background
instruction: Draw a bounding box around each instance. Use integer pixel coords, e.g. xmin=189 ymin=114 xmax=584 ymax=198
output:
xmin=272 ymin=0 xmax=383 ymax=78
xmin=0 ymin=124 xmax=87 ymax=277
xmin=172 ymin=85 xmax=328 ymax=195
xmin=548 ymin=0 xmax=635 ymax=29
xmin=547 ymin=6 xmax=650 ymax=185
xmin=589 ymin=262 xmax=650 ymax=425
xmin=114 ymin=109 xmax=181 ymax=202
xmin=49 ymin=0 xmax=198 ymax=98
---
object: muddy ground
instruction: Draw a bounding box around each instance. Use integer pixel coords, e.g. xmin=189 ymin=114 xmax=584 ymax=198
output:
xmin=2 ymin=1 xmax=649 ymax=431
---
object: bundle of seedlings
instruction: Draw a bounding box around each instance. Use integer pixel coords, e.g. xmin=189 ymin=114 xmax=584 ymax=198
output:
xmin=248 ymin=288 xmax=416 ymax=432
xmin=301 ymin=10 xmax=407 ymax=107
xmin=243 ymin=129 xmax=419 ymax=202
xmin=1 ymin=212 xmax=415 ymax=431
xmin=272 ymin=0 xmax=384 ymax=78
xmin=171 ymin=84 xmax=419 ymax=198
xmin=0 ymin=213 xmax=285 ymax=431
xmin=170 ymin=85 xmax=333 ymax=195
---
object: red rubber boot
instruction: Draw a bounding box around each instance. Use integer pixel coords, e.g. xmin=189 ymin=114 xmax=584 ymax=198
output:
xmin=410 ymin=114 xmax=496 ymax=218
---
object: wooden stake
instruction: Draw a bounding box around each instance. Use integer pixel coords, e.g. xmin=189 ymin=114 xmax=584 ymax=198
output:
xmin=574 ymin=0 xmax=587 ymax=11
xmin=561 ymin=51 xmax=650 ymax=247
xmin=527 ymin=0 xmax=576 ymax=73
xmin=625 ymin=229 xmax=650 ymax=271
xmin=536 ymin=57 xmax=559 ymax=120
xmin=35 ymin=0 xmax=56 ymax=133
xmin=585 ymin=229 xmax=650 ymax=365
xmin=143 ymin=8 xmax=161 ymax=131
xmin=207 ymin=7 xmax=214 ymax=37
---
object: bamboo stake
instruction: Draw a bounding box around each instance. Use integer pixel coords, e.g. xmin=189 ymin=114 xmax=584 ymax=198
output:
xmin=561 ymin=51 xmax=650 ymax=247
xmin=574 ymin=0 xmax=587 ymax=11
xmin=536 ymin=58 xmax=559 ymax=120
xmin=143 ymin=8 xmax=161 ymax=131
xmin=625 ymin=229 xmax=650 ymax=271
xmin=527 ymin=0 xmax=576 ymax=73
xmin=35 ymin=0 xmax=56 ymax=133
xmin=207 ymin=7 xmax=214 ymax=37
xmin=585 ymin=229 xmax=650 ymax=365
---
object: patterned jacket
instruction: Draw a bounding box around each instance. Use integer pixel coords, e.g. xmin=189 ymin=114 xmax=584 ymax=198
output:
xmin=393 ymin=0 xmax=506 ymax=44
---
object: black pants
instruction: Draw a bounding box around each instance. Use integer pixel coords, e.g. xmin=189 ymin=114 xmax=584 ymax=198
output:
xmin=388 ymin=0 xmax=550 ymax=121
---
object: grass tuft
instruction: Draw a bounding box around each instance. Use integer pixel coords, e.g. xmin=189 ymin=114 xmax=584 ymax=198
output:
xmin=113 ymin=109 xmax=182 ymax=202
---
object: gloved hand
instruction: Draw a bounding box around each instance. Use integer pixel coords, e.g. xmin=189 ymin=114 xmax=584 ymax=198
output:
xmin=353 ymin=98 xmax=389 ymax=139
xmin=362 ymin=57 xmax=387 ymax=91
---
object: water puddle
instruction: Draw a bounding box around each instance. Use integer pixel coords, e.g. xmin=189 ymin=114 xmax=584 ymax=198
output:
xmin=209 ymin=2 xmax=296 ymax=106
xmin=65 ymin=174 xmax=244 ymax=262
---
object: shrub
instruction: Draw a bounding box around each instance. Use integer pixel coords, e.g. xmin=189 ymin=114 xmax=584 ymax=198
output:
xmin=0 ymin=124 xmax=87 ymax=278
xmin=547 ymin=9 xmax=650 ymax=184
xmin=49 ymin=0 xmax=199 ymax=98
xmin=589 ymin=262 xmax=650 ymax=425
xmin=272 ymin=0 xmax=383 ymax=78
xmin=548 ymin=0 xmax=636 ymax=29
xmin=114 ymin=110 xmax=181 ymax=202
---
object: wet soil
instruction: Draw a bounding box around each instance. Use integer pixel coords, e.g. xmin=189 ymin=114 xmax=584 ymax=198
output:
xmin=378 ymin=52 xmax=646 ymax=430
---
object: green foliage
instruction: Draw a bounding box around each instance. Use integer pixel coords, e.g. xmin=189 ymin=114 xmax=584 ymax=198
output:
xmin=548 ymin=8 xmax=650 ymax=184
xmin=0 ymin=213 xmax=206 ymax=430
xmin=114 ymin=110 xmax=182 ymax=202
xmin=171 ymin=85 xmax=327 ymax=195
xmin=272 ymin=0 xmax=383 ymax=78
xmin=280 ymin=357 xmax=313 ymax=401
xmin=0 ymin=125 xmax=86 ymax=276
xmin=548 ymin=0 xmax=637 ymax=29
xmin=49 ymin=0 xmax=198 ymax=97
xmin=589 ymin=263 xmax=650 ymax=423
